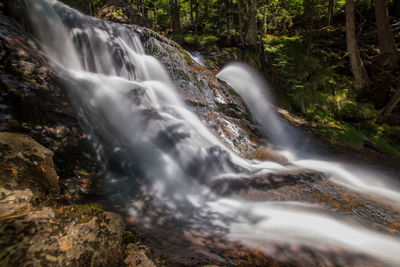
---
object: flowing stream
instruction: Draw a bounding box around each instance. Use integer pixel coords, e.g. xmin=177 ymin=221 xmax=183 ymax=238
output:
xmin=22 ymin=0 xmax=400 ymax=265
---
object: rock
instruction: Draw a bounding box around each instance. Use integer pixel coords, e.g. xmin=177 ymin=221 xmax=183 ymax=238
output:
xmin=0 ymin=202 xmax=125 ymax=266
xmin=0 ymin=188 xmax=33 ymax=217
xmin=134 ymin=25 xmax=265 ymax=155
xmin=0 ymin=132 xmax=59 ymax=195
xmin=55 ymin=211 xmax=124 ymax=266
xmin=123 ymin=243 xmax=156 ymax=267
xmin=0 ymin=13 xmax=102 ymax=198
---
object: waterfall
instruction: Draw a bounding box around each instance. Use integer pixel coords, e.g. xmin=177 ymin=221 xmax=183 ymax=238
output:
xmin=22 ymin=0 xmax=400 ymax=265
xmin=217 ymin=63 xmax=291 ymax=147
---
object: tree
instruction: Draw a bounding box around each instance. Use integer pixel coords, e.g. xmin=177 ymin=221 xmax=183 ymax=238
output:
xmin=169 ymin=0 xmax=181 ymax=33
xmin=245 ymin=0 xmax=258 ymax=48
xmin=394 ymin=0 xmax=400 ymax=18
xmin=328 ymin=0 xmax=334 ymax=25
xmin=304 ymin=0 xmax=314 ymax=54
xmin=237 ymin=0 xmax=245 ymax=46
xmin=374 ymin=0 xmax=398 ymax=66
xmin=379 ymin=88 xmax=400 ymax=123
xmin=346 ymin=0 xmax=370 ymax=90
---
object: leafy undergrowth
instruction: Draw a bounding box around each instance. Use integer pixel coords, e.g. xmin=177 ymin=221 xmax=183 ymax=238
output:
xmin=170 ymin=33 xmax=219 ymax=52
xmin=263 ymin=29 xmax=400 ymax=157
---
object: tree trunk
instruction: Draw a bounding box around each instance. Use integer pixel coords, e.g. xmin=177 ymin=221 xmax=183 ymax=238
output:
xmin=169 ymin=0 xmax=181 ymax=33
xmin=194 ymin=1 xmax=199 ymax=23
xmin=190 ymin=0 xmax=194 ymax=25
xmin=379 ymin=88 xmax=400 ymax=123
xmin=304 ymin=0 xmax=314 ymax=54
xmin=374 ymin=0 xmax=397 ymax=61
xmin=394 ymin=0 xmax=400 ymax=18
xmin=328 ymin=0 xmax=334 ymax=25
xmin=237 ymin=0 xmax=245 ymax=46
xmin=245 ymin=0 xmax=258 ymax=48
xmin=346 ymin=0 xmax=370 ymax=90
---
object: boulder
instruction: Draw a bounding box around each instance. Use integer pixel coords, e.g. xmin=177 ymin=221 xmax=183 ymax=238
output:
xmin=0 ymin=132 xmax=59 ymax=194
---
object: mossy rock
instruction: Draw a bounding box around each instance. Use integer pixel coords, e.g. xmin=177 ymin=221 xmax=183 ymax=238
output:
xmin=55 ymin=203 xmax=105 ymax=224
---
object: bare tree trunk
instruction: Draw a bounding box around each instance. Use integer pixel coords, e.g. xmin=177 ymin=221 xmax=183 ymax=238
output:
xmin=374 ymin=0 xmax=397 ymax=64
xmin=379 ymin=88 xmax=400 ymax=123
xmin=245 ymin=0 xmax=258 ymax=48
xmin=346 ymin=0 xmax=370 ymax=90
xmin=190 ymin=0 xmax=194 ymax=25
xmin=304 ymin=0 xmax=314 ymax=54
xmin=169 ymin=0 xmax=181 ymax=33
xmin=328 ymin=0 xmax=334 ymax=25
xmin=237 ymin=0 xmax=245 ymax=46
xmin=194 ymin=1 xmax=199 ymax=23
xmin=394 ymin=0 xmax=400 ymax=18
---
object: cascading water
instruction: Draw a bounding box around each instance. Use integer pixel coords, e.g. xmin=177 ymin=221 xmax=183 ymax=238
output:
xmin=22 ymin=0 xmax=400 ymax=265
xmin=217 ymin=63 xmax=293 ymax=148
xmin=218 ymin=63 xmax=400 ymax=204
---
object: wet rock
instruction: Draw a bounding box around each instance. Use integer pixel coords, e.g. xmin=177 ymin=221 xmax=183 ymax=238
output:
xmin=132 ymin=25 xmax=265 ymax=155
xmin=123 ymin=243 xmax=156 ymax=267
xmin=0 ymin=14 xmax=102 ymax=198
xmin=0 ymin=132 xmax=59 ymax=195
xmin=210 ymin=168 xmax=325 ymax=196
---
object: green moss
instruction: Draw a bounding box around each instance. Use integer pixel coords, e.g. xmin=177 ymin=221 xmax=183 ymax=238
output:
xmin=183 ymin=72 xmax=191 ymax=82
xmin=56 ymin=203 xmax=104 ymax=224
xmin=123 ymin=230 xmax=141 ymax=244
xmin=229 ymin=88 xmax=239 ymax=96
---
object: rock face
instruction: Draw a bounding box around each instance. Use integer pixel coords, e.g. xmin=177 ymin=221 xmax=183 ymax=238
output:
xmin=0 ymin=132 xmax=59 ymax=195
xmin=0 ymin=12 xmax=102 ymax=199
xmin=134 ymin=26 xmax=270 ymax=156
xmin=0 ymin=132 xmax=126 ymax=266
xmin=0 ymin=11 xmax=157 ymax=267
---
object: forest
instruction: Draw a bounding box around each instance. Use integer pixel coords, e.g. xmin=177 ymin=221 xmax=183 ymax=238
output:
xmin=1 ymin=0 xmax=400 ymax=266
xmin=61 ymin=0 xmax=400 ymax=156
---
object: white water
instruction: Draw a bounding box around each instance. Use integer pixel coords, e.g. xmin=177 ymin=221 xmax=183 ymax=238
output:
xmin=218 ymin=63 xmax=400 ymax=205
xmin=188 ymin=50 xmax=206 ymax=67
xmin=23 ymin=0 xmax=400 ymax=265
xmin=217 ymin=63 xmax=291 ymax=147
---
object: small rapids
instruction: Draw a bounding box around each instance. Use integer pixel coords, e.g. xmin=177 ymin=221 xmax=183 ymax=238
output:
xmin=188 ymin=50 xmax=206 ymax=67
xmin=23 ymin=0 xmax=400 ymax=265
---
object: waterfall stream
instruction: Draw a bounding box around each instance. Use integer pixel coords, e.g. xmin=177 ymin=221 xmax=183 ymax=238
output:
xmin=23 ymin=0 xmax=400 ymax=265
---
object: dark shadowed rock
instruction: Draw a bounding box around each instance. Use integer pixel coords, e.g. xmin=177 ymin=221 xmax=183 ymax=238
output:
xmin=0 ymin=132 xmax=59 ymax=195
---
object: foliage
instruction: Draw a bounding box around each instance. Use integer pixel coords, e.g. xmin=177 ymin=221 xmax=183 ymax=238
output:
xmin=61 ymin=0 xmax=400 ymax=156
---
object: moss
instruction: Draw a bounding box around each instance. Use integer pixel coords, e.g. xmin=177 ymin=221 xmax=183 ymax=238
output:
xmin=56 ymin=203 xmax=104 ymax=224
xmin=229 ymin=88 xmax=239 ymax=96
xmin=123 ymin=230 xmax=141 ymax=244
xmin=183 ymin=72 xmax=191 ymax=82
